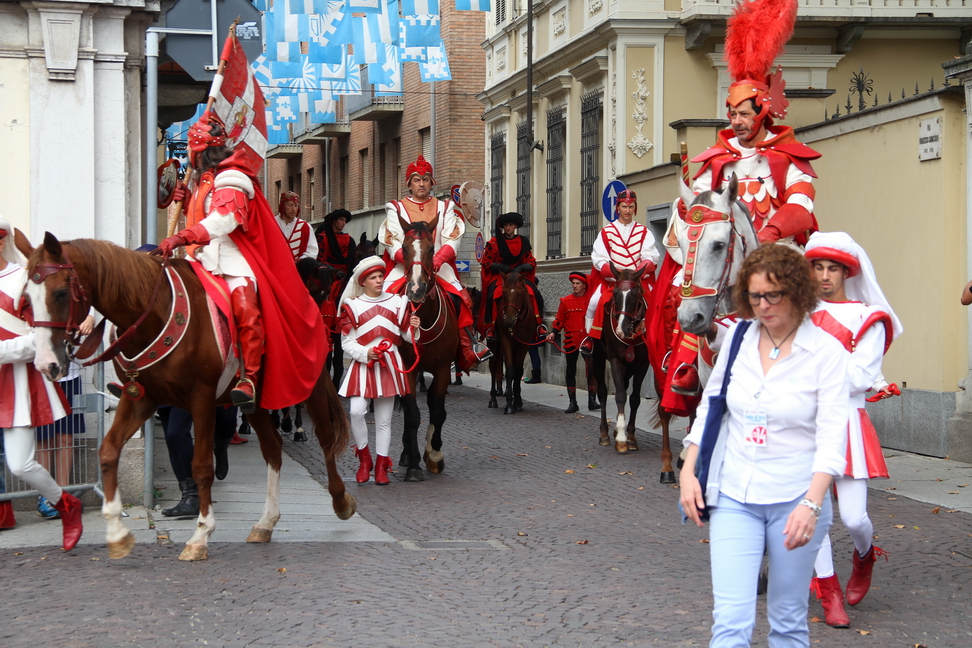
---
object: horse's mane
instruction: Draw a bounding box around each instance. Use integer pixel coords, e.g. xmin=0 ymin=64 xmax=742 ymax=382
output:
xmin=60 ymin=239 xmax=185 ymax=318
xmin=403 ymin=221 xmax=433 ymax=237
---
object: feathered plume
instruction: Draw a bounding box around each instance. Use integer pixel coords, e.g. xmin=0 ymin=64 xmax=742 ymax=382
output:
xmin=724 ymin=0 xmax=798 ymax=82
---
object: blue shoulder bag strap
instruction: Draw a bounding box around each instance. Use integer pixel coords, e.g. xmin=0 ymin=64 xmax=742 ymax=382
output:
xmin=695 ymin=320 xmax=752 ymax=497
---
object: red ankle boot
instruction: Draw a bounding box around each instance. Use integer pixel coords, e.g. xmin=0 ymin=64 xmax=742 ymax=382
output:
xmin=374 ymin=455 xmax=392 ymax=485
xmin=846 ymin=546 xmax=887 ymax=605
xmin=231 ymin=280 xmax=265 ymax=414
xmin=52 ymin=491 xmax=83 ymax=551
xmin=355 ymin=446 xmax=373 ymax=483
xmin=0 ymin=501 xmax=16 ymax=529
xmin=811 ymin=575 xmax=850 ymax=628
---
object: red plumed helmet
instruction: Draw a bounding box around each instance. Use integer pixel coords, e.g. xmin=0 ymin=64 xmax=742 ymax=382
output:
xmin=724 ymin=0 xmax=797 ymax=127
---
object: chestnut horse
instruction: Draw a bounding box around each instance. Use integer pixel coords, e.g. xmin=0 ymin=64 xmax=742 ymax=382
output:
xmin=395 ymin=217 xmax=461 ymax=482
xmin=591 ymin=266 xmax=652 ymax=458
xmin=22 ymin=234 xmax=355 ymax=561
xmin=487 ymin=269 xmax=535 ymax=414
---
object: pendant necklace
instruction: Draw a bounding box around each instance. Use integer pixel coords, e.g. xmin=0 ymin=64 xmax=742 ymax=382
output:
xmin=762 ymin=323 xmax=799 ymax=360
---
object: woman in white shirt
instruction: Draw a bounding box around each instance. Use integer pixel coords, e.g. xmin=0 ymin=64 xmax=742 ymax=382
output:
xmin=679 ymin=244 xmax=849 ymax=648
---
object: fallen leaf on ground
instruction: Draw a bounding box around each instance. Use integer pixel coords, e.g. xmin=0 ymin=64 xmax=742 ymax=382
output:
xmin=566 ymin=514 xmax=573 ymax=517
xmin=887 ymin=497 xmax=897 ymax=501
xmin=576 ymin=540 xmax=589 ymax=545
xmin=517 ymin=532 xmax=527 ymax=536
xmin=618 ymin=471 xmax=633 ymax=475
xmin=699 ymin=539 xmax=709 ymax=544
xmin=638 ymin=486 xmax=644 ymax=490
xmin=490 ymin=455 xmax=499 ymax=459
xmin=90 ymin=557 xmax=99 ymax=561
xmin=565 ymin=469 xmax=575 ymax=474
xmin=960 ymin=484 xmax=969 ymax=487
xmin=886 ymin=487 xmax=897 ymax=490
xmin=949 ymin=491 xmax=960 ymax=495
xmin=892 ymin=524 xmax=905 ymax=529
xmin=810 ymin=616 xmax=822 ymax=623
xmin=586 ymin=463 xmax=597 ymax=469
xmin=13 ymin=552 xmax=22 ymax=556
xmin=932 ymin=507 xmax=941 ymax=514
xmin=913 ymin=526 xmax=921 ymax=530
xmin=517 ymin=453 xmax=529 ymax=457
xmin=277 ymin=568 xmax=287 ymax=573
xmin=856 ymin=629 xmax=871 ymax=635
xmin=936 ymin=478 xmax=943 ymax=482
xmin=947 ymin=510 xmax=959 ymax=513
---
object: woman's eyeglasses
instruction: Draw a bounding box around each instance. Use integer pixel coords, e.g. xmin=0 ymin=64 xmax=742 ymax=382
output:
xmin=743 ymin=291 xmax=785 ymax=305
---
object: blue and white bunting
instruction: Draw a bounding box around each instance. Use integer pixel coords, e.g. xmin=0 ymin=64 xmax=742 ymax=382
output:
xmin=251 ymin=54 xmax=284 ymax=96
xmin=402 ymin=14 xmax=440 ymax=49
xmin=308 ymin=3 xmax=352 ymax=48
xmin=352 ymin=15 xmax=379 ymax=65
xmin=398 ymin=22 xmax=427 ymax=61
xmin=401 ymin=0 xmax=438 ymax=15
xmin=287 ymin=0 xmax=331 ymax=14
xmin=347 ymin=0 xmax=381 ymax=13
xmin=273 ymin=95 xmax=299 ymax=123
xmin=419 ymin=42 xmax=451 ymax=81
xmin=455 ymin=0 xmax=490 ymax=9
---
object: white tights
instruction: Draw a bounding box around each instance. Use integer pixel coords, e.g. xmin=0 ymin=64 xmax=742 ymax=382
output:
xmin=349 ymin=396 xmax=394 ymax=458
xmin=814 ymin=477 xmax=873 ymax=578
xmin=3 ymin=426 xmax=63 ymax=502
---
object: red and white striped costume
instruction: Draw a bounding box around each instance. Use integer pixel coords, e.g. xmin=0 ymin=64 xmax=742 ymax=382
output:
xmin=585 ymin=220 xmax=659 ymax=336
xmin=811 ymin=301 xmax=892 ymax=480
xmin=338 ymin=293 xmax=414 ymax=399
xmin=274 ymin=215 xmax=318 ymax=261
xmin=0 ymin=264 xmax=69 ymax=428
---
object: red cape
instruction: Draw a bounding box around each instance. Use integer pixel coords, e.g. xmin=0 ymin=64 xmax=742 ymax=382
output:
xmin=228 ymin=179 xmax=327 ymax=409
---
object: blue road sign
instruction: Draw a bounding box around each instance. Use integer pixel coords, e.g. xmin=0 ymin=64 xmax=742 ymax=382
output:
xmin=475 ymin=232 xmax=485 ymax=262
xmin=601 ymin=180 xmax=627 ymax=223
xmin=455 ymin=260 xmax=471 ymax=272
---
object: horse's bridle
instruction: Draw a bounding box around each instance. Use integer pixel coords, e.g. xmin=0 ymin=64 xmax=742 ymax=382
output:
xmin=609 ymin=279 xmax=648 ymax=344
xmin=403 ymin=228 xmax=435 ymax=300
xmin=29 ymin=256 xmax=90 ymax=345
xmin=679 ymin=204 xmax=748 ymax=313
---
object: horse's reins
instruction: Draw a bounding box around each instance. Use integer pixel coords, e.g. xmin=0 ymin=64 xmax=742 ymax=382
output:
xmin=608 ymin=280 xmax=649 ymax=345
xmin=30 ymin=253 xmax=173 ymax=366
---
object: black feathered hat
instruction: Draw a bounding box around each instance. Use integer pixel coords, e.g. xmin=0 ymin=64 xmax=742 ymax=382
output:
xmin=324 ymin=208 xmax=352 ymax=224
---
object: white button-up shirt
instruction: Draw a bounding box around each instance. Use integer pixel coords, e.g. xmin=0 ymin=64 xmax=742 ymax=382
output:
xmin=684 ymin=317 xmax=849 ymax=505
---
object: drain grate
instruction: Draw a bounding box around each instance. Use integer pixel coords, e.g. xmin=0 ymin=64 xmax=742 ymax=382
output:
xmin=401 ymin=540 xmax=506 ymax=551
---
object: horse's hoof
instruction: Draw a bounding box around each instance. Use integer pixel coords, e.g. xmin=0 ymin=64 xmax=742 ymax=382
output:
xmin=488 ymin=400 xmax=497 ymax=408
xmin=423 ymin=451 xmax=444 ymax=474
xmin=399 ymin=451 xmax=409 ymax=467
xmin=615 ymin=441 xmax=628 ymax=454
xmin=627 ymin=438 xmax=639 ymax=452
xmin=660 ymin=471 xmax=676 ymax=484
xmin=334 ymin=493 xmax=357 ymax=520
xmin=598 ymin=436 xmax=610 ymax=447
xmin=404 ymin=467 xmax=425 ymax=482
xmin=107 ymin=532 xmax=136 ymax=559
xmin=246 ymin=527 xmax=274 ymax=543
xmin=504 ymin=406 xmax=514 ymax=414
xmin=179 ymin=543 xmax=209 ymax=561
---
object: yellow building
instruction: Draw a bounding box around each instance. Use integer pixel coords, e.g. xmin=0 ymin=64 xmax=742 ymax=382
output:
xmin=479 ymin=1 xmax=972 ymax=459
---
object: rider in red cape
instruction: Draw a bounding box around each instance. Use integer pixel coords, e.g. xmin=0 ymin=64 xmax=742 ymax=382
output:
xmin=160 ymin=35 xmax=325 ymax=412
xmin=656 ymin=0 xmax=819 ymax=405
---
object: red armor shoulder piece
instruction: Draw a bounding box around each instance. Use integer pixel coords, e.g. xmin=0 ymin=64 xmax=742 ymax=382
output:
xmin=211 ymin=186 xmax=250 ymax=226
xmin=856 ymin=310 xmax=894 ymax=355
xmin=690 ymin=145 xmax=733 ymax=165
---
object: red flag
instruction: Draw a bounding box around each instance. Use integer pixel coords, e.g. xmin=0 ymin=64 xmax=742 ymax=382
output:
xmin=209 ymin=34 xmax=268 ymax=177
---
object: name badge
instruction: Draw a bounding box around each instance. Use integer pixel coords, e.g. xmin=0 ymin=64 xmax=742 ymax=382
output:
xmin=744 ymin=410 xmax=768 ymax=447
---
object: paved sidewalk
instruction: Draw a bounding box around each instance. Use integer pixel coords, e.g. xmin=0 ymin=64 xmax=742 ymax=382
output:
xmin=461 ymin=372 xmax=972 ymax=513
xmin=0 ymin=421 xmax=391 ymax=550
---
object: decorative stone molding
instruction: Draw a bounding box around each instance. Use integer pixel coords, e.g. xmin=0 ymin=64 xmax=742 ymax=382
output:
xmin=487 ymin=52 xmax=492 ymax=79
xmin=608 ymin=72 xmax=617 ymax=178
xmin=626 ymin=68 xmax=652 ymax=158
xmin=589 ymin=0 xmax=602 ymax=16
xmin=569 ymin=55 xmax=608 ymax=87
xmin=35 ymin=3 xmax=85 ymax=81
xmin=496 ymin=46 xmax=506 ymax=71
xmin=552 ymin=9 xmax=566 ymax=38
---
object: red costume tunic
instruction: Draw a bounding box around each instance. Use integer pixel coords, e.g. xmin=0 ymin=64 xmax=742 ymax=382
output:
xmin=188 ymin=165 xmax=327 ymax=410
xmin=478 ymin=234 xmax=541 ymax=332
xmin=0 ymin=264 xmax=69 ymax=427
xmin=275 ymin=215 xmax=317 ymax=261
xmin=338 ymin=293 xmax=413 ymax=399
xmin=317 ymin=228 xmax=356 ymax=305
xmin=811 ymin=301 xmax=893 ymax=479
xmin=691 ymin=125 xmax=820 ymax=245
xmin=552 ymin=293 xmax=587 ymax=353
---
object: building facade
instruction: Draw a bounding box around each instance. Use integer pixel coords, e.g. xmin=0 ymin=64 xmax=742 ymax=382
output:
xmin=265 ymin=3 xmax=487 ymax=272
xmin=479 ymin=0 xmax=972 ymax=459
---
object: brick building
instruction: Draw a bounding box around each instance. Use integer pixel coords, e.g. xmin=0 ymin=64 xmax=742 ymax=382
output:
xmin=264 ymin=4 xmax=486 ymax=279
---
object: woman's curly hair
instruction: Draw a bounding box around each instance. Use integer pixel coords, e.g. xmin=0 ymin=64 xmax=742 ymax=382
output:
xmin=733 ymin=244 xmax=818 ymax=320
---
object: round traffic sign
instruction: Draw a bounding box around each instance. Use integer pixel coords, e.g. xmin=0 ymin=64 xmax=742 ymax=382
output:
xmin=601 ymin=180 xmax=627 ymax=223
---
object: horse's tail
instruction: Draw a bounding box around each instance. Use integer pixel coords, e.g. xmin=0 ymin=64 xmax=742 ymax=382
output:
xmin=319 ymin=372 xmax=350 ymax=460
xmin=647 ymin=398 xmax=662 ymax=430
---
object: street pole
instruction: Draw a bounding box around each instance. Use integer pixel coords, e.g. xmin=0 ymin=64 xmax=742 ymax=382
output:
xmin=526 ymin=0 xmax=533 ymax=236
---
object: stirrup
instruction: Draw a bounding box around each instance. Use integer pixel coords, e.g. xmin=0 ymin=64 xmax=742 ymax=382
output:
xmin=231 ymin=377 xmax=258 ymax=413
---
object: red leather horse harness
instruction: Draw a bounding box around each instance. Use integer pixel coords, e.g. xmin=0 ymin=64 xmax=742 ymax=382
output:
xmin=679 ymin=204 xmax=747 ymax=307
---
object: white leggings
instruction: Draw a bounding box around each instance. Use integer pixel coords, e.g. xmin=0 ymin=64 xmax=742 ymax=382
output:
xmin=814 ymin=477 xmax=873 ymax=578
xmin=584 ymin=285 xmax=604 ymax=326
xmin=3 ymin=426 xmax=63 ymax=502
xmin=349 ymin=396 xmax=395 ymax=458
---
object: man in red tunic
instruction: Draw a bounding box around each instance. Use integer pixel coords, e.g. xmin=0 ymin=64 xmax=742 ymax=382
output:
xmin=479 ymin=212 xmax=543 ymax=341
xmin=547 ymin=272 xmax=599 ymax=412
xmin=657 ymin=0 xmax=820 ymax=400
xmin=160 ymin=111 xmax=326 ymax=414
xmin=316 ymin=208 xmax=356 ymax=386
xmin=274 ymin=191 xmax=318 ymax=261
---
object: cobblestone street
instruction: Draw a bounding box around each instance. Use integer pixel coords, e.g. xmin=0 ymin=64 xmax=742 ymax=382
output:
xmin=2 ymin=383 xmax=971 ymax=647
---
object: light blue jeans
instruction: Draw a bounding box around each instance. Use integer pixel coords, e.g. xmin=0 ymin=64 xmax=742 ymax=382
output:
xmin=708 ymin=493 xmax=833 ymax=648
